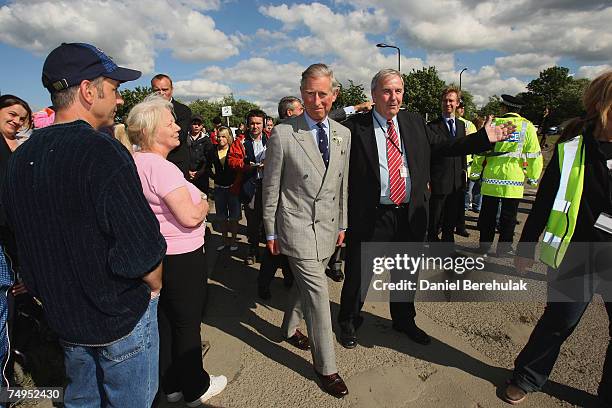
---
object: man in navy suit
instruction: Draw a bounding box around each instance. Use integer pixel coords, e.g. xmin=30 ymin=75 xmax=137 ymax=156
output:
xmin=427 ymin=87 xmax=467 ymax=244
xmin=242 ymin=109 xmax=268 ymax=265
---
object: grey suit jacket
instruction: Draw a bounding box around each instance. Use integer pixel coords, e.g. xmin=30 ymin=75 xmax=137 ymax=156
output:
xmin=263 ymin=114 xmax=351 ymax=261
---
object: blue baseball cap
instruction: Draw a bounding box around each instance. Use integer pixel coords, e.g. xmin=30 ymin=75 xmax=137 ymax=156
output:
xmin=42 ymin=42 xmax=141 ymax=93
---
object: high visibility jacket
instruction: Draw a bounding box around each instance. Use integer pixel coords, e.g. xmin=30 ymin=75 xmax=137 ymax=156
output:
xmin=458 ymin=117 xmax=477 ymax=175
xmin=470 ymin=113 xmax=543 ymax=198
xmin=540 ymin=135 xmax=585 ymax=268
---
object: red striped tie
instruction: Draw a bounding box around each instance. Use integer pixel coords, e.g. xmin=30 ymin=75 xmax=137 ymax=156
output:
xmin=386 ymin=120 xmax=406 ymax=205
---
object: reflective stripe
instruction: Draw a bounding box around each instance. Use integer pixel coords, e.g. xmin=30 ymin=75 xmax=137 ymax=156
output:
xmin=525 ymin=152 xmax=541 ymax=158
xmin=552 ymin=198 xmax=571 ymax=213
xmin=481 ymin=178 xmax=523 ymax=186
xmin=527 ymin=178 xmax=538 ymax=185
xmin=543 ymin=232 xmax=562 ymax=249
xmin=556 ymin=138 xmax=580 ymax=208
xmin=488 ymin=151 xmax=523 ymax=158
xmin=470 ymin=172 xmax=481 ymax=178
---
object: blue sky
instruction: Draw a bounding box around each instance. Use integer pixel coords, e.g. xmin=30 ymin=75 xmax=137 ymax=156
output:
xmin=1 ymin=0 xmax=610 ymax=114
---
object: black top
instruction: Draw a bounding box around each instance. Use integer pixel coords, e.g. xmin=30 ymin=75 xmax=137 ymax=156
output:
xmin=211 ymin=148 xmax=237 ymax=187
xmin=518 ymin=129 xmax=612 ymax=259
xmin=428 ymin=116 xmax=467 ymax=194
xmin=167 ymin=99 xmax=192 ymax=177
xmin=2 ymin=121 xmax=166 ymax=345
xmin=0 ymin=136 xmax=17 ymax=261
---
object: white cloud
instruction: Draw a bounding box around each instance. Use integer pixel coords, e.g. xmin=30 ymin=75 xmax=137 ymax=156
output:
xmin=201 ymin=58 xmax=305 ymax=114
xmin=494 ymin=54 xmax=560 ymax=77
xmin=0 ymin=0 xmax=238 ymax=74
xmin=343 ymin=0 xmax=611 ymax=63
xmin=575 ymin=64 xmax=612 ymax=79
xmin=459 ymin=66 xmax=528 ymax=106
xmin=172 ymin=79 xmax=232 ymax=100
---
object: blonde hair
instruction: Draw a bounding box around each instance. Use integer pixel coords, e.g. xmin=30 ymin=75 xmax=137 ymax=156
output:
xmin=440 ymin=85 xmax=462 ymax=103
xmin=113 ymin=123 xmax=133 ymax=154
xmin=126 ymin=94 xmax=174 ymax=149
xmin=217 ymin=127 xmax=234 ymax=146
xmin=560 ymin=70 xmax=612 ymax=141
xmin=584 ymin=70 xmax=612 ymax=131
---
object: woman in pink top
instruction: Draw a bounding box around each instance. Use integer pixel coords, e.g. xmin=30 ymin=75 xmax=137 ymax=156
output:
xmin=127 ymin=96 xmax=226 ymax=406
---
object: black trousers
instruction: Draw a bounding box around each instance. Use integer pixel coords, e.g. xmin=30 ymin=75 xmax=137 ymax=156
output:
xmin=159 ymin=246 xmax=210 ymax=401
xmin=513 ymin=300 xmax=612 ymax=396
xmin=339 ymin=205 xmax=417 ymax=329
xmin=478 ymin=195 xmax=520 ymax=249
xmin=244 ymin=180 xmax=263 ymax=254
xmin=428 ymin=189 xmax=464 ymax=242
xmin=258 ymin=252 xmax=294 ymax=289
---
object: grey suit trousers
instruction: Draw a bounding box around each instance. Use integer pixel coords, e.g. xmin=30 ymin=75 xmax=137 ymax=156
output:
xmin=282 ymin=256 xmax=337 ymax=375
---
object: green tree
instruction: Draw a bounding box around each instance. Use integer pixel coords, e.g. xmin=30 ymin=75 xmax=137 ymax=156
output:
xmin=402 ymin=67 xmax=446 ymax=118
xmin=478 ymin=95 xmax=503 ymax=117
xmin=332 ymin=80 xmax=367 ymax=111
xmin=189 ymin=95 xmax=260 ymax=128
xmin=515 ymin=67 xmax=590 ymax=128
xmin=116 ymin=86 xmax=154 ymax=121
xmin=457 ymin=89 xmax=478 ymax=121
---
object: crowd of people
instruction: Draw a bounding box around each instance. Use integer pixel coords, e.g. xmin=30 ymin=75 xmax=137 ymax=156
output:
xmin=0 ymin=40 xmax=610 ymax=407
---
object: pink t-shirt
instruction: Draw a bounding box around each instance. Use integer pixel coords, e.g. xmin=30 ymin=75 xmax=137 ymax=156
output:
xmin=134 ymin=152 xmax=205 ymax=255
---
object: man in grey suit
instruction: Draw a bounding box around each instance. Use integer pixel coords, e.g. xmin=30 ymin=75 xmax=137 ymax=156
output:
xmin=263 ymin=63 xmax=351 ymax=398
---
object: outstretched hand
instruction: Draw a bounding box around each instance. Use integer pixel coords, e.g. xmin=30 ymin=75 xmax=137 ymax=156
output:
xmin=484 ymin=115 xmax=517 ymax=142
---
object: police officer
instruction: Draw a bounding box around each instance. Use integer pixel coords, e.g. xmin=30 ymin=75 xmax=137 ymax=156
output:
xmin=470 ymin=94 xmax=543 ymax=256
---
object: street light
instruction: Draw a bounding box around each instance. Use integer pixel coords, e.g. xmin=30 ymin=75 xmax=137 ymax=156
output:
xmin=376 ymin=43 xmax=401 ymax=72
xmin=459 ymin=67 xmax=468 ymax=90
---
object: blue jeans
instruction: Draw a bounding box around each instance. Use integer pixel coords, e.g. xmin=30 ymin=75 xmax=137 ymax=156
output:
xmin=62 ymin=296 xmax=159 ymax=408
xmin=214 ymin=186 xmax=241 ymax=221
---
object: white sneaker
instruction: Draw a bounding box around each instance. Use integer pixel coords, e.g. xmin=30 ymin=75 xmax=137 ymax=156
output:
xmin=186 ymin=375 xmax=227 ymax=407
xmin=166 ymin=391 xmax=183 ymax=403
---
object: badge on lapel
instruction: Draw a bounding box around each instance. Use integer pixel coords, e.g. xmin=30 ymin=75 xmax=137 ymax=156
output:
xmin=331 ymin=130 xmax=342 ymax=146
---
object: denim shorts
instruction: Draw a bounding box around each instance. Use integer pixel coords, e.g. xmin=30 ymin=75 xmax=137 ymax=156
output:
xmin=214 ymin=186 xmax=241 ymax=221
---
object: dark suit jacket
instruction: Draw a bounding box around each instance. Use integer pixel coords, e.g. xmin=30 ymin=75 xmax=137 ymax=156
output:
xmin=167 ymin=99 xmax=192 ymax=176
xmin=343 ymin=110 xmax=492 ymax=242
xmin=428 ymin=116 xmax=467 ymax=194
xmin=328 ymin=107 xmax=348 ymax=123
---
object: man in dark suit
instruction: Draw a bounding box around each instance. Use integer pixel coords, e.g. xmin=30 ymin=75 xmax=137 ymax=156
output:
xmin=242 ymin=109 xmax=268 ymax=265
xmin=427 ymin=86 xmax=467 ymax=243
xmin=338 ymin=69 xmax=514 ymax=349
xmin=151 ymin=74 xmax=192 ymax=176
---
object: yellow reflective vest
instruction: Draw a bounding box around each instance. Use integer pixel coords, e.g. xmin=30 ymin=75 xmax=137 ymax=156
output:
xmin=458 ymin=117 xmax=477 ymax=175
xmin=470 ymin=113 xmax=543 ymax=198
xmin=540 ymin=135 xmax=585 ymax=268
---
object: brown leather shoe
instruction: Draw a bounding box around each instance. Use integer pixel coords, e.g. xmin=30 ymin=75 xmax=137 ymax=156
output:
xmin=502 ymin=383 xmax=527 ymax=405
xmin=315 ymin=371 xmax=349 ymax=398
xmin=286 ymin=329 xmax=310 ymax=350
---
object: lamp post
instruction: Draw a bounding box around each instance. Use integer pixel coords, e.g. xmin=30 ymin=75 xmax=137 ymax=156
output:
xmin=376 ymin=43 xmax=401 ymax=72
xmin=459 ymin=67 xmax=467 ymax=90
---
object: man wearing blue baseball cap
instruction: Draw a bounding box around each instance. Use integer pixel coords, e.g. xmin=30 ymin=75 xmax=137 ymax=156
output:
xmin=2 ymin=43 xmax=167 ymax=407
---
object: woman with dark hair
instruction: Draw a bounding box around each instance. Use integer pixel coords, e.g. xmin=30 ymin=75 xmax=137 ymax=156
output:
xmin=0 ymin=94 xmax=32 ymax=385
xmin=505 ymin=71 xmax=612 ymax=405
